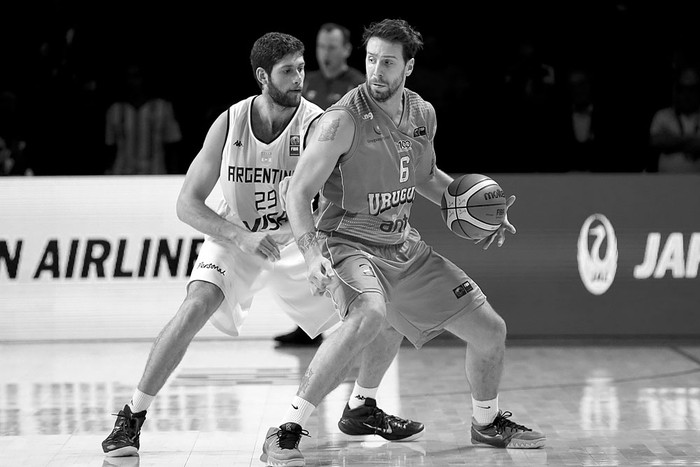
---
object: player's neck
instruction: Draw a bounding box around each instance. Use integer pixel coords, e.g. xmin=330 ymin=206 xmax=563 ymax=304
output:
xmin=252 ymin=95 xmax=297 ymax=143
xmin=372 ymin=87 xmax=405 ymax=126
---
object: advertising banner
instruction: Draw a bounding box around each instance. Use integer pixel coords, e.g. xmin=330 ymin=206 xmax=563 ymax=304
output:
xmin=2 ymin=174 xmax=699 ymax=341
xmin=412 ymin=174 xmax=700 ymax=339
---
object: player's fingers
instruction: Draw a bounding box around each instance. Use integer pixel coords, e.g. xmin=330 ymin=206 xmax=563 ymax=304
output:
xmin=482 ymin=233 xmax=496 ymax=250
xmin=321 ymin=263 xmax=336 ymax=277
xmin=497 ymin=230 xmax=506 ymax=247
xmin=262 ymin=237 xmax=281 ymax=260
xmin=506 ymin=195 xmax=516 ymax=209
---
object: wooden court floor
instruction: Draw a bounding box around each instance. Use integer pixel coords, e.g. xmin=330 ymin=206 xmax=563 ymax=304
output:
xmin=1 ymin=337 xmax=699 ymax=466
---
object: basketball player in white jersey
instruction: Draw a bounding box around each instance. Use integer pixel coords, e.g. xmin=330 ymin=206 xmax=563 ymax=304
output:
xmin=102 ymin=32 xmax=423 ymax=459
xmin=262 ymin=19 xmax=545 ymax=465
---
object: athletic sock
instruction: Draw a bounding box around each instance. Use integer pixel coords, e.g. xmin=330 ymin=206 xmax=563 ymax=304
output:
xmin=472 ymin=395 xmax=499 ymax=425
xmin=282 ymin=396 xmax=316 ymax=427
xmin=129 ymin=389 xmax=155 ymax=413
xmin=348 ymin=382 xmax=379 ymax=409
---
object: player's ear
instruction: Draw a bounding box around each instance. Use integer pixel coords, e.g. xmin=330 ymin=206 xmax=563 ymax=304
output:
xmin=256 ymin=67 xmax=268 ymax=87
xmin=405 ymin=58 xmax=414 ymax=77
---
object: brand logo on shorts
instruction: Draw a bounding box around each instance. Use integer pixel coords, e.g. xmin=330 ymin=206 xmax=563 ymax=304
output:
xmin=453 ymin=281 xmax=473 ymax=299
xmin=196 ymin=262 xmax=226 ymax=276
xmin=358 ymin=263 xmax=375 ymax=277
xmin=413 ymin=126 xmax=426 ymax=137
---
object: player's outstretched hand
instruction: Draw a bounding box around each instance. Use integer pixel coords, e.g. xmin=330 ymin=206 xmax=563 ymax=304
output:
xmin=475 ymin=195 xmax=517 ymax=250
xmin=239 ymin=231 xmax=281 ymax=262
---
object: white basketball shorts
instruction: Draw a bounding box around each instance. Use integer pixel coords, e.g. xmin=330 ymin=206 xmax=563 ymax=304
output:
xmin=188 ymin=238 xmax=340 ymax=338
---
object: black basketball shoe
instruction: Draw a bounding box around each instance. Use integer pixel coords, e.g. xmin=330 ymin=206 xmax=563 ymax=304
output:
xmin=338 ymin=397 xmax=424 ymax=441
xmin=102 ymin=404 xmax=147 ymax=457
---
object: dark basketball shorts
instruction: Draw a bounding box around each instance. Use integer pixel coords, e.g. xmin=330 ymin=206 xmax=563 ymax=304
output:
xmin=321 ymin=228 xmax=487 ymax=348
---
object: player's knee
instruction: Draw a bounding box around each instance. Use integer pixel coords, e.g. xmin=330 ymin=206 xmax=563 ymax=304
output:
xmin=179 ymin=282 xmax=222 ymax=328
xmin=346 ymin=294 xmax=386 ymax=343
xmin=482 ymin=307 xmax=507 ymax=345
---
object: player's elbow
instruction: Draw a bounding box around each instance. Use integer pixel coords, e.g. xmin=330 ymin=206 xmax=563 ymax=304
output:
xmin=175 ymin=193 xmax=191 ymax=223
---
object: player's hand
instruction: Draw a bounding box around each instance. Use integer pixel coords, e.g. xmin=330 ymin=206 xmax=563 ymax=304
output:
xmin=238 ymin=231 xmax=281 ymax=262
xmin=475 ymin=195 xmax=517 ymax=250
xmin=306 ymin=254 xmax=335 ymax=296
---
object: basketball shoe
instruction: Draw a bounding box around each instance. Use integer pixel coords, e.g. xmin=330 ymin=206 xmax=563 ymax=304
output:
xmin=471 ymin=410 xmax=546 ymax=449
xmin=260 ymin=422 xmax=309 ymax=466
xmin=273 ymin=326 xmax=323 ymax=346
xmin=101 ymin=404 xmax=147 ymax=457
xmin=337 ymin=397 xmax=424 ymax=441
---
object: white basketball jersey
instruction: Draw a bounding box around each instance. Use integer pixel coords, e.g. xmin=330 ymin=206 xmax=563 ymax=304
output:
xmin=215 ymin=95 xmax=323 ymax=245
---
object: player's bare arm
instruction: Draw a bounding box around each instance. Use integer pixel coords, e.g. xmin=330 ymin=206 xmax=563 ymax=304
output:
xmin=177 ymin=111 xmax=281 ymax=261
xmin=287 ymin=109 xmax=354 ymax=292
xmin=416 ymin=167 xmax=453 ymax=205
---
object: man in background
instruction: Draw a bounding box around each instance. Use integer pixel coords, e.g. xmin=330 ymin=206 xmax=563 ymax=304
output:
xmin=302 ymin=22 xmax=365 ymax=110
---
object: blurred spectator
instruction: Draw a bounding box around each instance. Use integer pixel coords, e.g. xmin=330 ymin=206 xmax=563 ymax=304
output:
xmin=22 ymin=1 xmax=102 ymax=175
xmin=302 ymin=23 xmax=364 ymax=110
xmin=500 ymin=36 xmax=559 ymax=172
xmin=0 ymin=90 xmax=32 ymax=176
xmin=551 ymin=67 xmax=635 ymax=172
xmin=649 ymin=65 xmax=700 ymax=172
xmin=105 ymin=62 xmax=182 ymax=175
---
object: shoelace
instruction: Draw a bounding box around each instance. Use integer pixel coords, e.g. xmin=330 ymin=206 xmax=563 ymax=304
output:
xmin=492 ymin=411 xmax=531 ymax=433
xmin=276 ymin=427 xmax=310 ymax=449
xmin=109 ymin=411 xmax=141 ymax=441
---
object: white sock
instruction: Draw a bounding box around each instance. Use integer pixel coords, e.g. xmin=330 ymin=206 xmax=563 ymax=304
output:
xmin=282 ymin=396 xmax=315 ymax=427
xmin=129 ymin=389 xmax=155 ymax=413
xmin=348 ymin=382 xmax=379 ymax=409
xmin=472 ymin=395 xmax=499 ymax=425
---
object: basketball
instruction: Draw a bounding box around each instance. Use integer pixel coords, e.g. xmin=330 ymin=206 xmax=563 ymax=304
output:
xmin=440 ymin=174 xmax=507 ymax=240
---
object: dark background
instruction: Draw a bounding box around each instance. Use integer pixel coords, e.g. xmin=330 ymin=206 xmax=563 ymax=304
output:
xmin=3 ymin=0 xmax=700 ymax=175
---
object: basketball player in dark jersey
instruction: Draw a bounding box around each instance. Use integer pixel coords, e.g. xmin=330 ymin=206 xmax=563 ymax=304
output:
xmin=262 ymin=19 xmax=545 ymax=466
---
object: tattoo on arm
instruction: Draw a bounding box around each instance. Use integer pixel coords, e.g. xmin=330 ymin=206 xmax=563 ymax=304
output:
xmin=318 ymin=118 xmax=340 ymax=142
xmin=297 ymin=231 xmax=318 ymax=255
xmin=299 ymin=367 xmax=314 ymax=393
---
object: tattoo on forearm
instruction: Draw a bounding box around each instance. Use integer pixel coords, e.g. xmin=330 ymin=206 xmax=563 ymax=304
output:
xmin=318 ymin=118 xmax=339 ymax=142
xmin=297 ymin=231 xmax=318 ymax=255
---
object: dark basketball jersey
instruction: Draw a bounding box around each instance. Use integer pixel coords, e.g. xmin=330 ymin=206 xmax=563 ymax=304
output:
xmin=315 ymin=83 xmax=437 ymax=244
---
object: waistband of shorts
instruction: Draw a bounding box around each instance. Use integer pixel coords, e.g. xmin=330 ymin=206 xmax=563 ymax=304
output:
xmin=320 ymin=230 xmax=406 ymax=248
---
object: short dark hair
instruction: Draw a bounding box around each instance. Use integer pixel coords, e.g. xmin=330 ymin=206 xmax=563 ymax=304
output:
xmin=250 ymin=32 xmax=305 ymax=90
xmin=362 ymin=19 xmax=424 ymax=63
xmin=319 ymin=22 xmax=352 ymax=46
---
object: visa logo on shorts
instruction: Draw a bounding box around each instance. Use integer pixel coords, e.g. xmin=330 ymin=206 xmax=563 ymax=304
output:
xmin=197 ymin=262 xmax=226 ymax=276
xmin=453 ymin=281 xmax=473 ymax=299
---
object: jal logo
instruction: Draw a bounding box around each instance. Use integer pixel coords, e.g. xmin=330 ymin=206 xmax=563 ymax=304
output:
xmin=577 ymin=213 xmax=618 ymax=295
xmin=633 ymin=232 xmax=700 ymax=279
